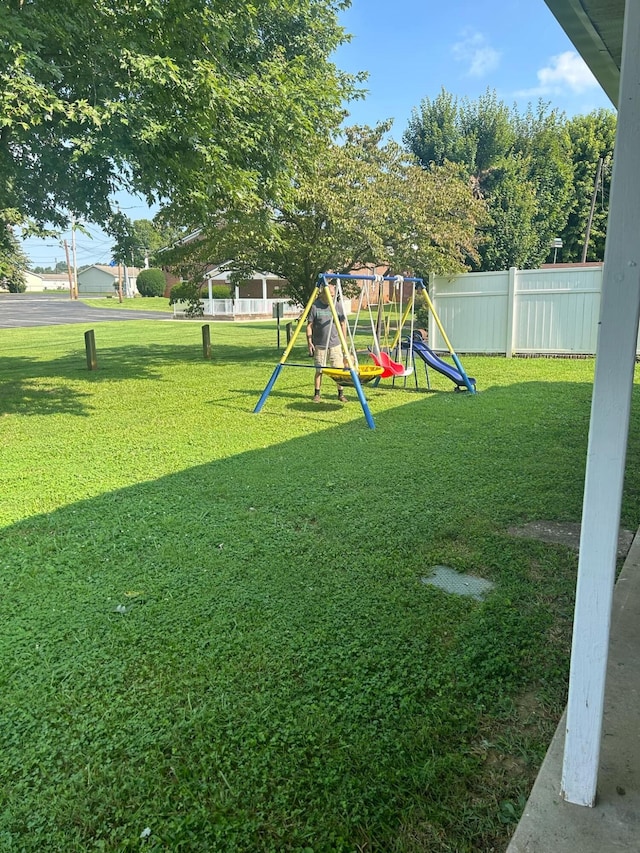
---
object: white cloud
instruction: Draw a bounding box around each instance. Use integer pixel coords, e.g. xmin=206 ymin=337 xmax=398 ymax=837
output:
xmin=452 ymin=31 xmax=500 ymax=78
xmin=517 ymin=51 xmax=599 ymax=96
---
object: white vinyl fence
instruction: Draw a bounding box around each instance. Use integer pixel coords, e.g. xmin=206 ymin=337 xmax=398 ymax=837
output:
xmin=428 ymin=265 xmax=630 ymax=356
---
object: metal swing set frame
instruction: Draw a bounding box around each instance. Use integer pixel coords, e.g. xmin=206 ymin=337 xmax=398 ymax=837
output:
xmin=253 ymin=272 xmax=475 ymax=429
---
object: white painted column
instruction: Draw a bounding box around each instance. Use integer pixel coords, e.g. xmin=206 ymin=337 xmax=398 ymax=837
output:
xmin=561 ymin=0 xmax=640 ymax=806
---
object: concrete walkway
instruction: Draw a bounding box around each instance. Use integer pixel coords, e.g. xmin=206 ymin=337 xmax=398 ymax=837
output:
xmin=507 ymin=529 xmax=640 ymax=851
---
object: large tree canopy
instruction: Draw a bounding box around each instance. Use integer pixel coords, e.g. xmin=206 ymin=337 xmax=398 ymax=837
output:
xmin=165 ymin=123 xmax=487 ymax=306
xmin=560 ymin=109 xmax=616 ymax=263
xmin=0 ymin=0 xmax=357 ymax=241
xmin=404 ymin=89 xmax=578 ymax=271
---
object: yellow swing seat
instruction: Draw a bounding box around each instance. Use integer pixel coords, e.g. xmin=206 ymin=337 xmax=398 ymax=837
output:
xmin=323 ymin=364 xmax=384 ymax=386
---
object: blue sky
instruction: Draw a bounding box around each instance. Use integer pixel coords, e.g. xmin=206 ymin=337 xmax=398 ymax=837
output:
xmin=337 ymin=0 xmax=612 ymax=136
xmin=23 ymin=0 xmax=613 ymax=269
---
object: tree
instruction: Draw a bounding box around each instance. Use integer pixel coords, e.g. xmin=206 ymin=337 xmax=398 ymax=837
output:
xmin=0 ymin=225 xmax=27 ymax=291
xmin=403 ymin=88 xmax=516 ymax=176
xmin=404 ymin=89 xmax=575 ymax=270
xmin=112 ymin=218 xmax=182 ymax=269
xmin=507 ymin=103 xmax=574 ymax=267
xmin=0 ymin=0 xmax=358 ymax=244
xmin=479 ymin=157 xmax=539 ymax=270
xmin=165 ymin=124 xmax=487 ymax=306
xmin=560 ymin=109 xmax=616 ymax=262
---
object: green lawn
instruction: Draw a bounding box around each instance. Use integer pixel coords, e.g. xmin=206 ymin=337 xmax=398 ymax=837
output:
xmin=80 ymin=296 xmax=173 ymax=312
xmin=1 ymin=320 xmax=639 ymax=852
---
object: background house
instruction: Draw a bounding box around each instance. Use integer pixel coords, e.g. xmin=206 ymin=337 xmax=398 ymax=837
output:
xmin=24 ymin=271 xmax=70 ymax=292
xmin=77 ymin=265 xmax=140 ymax=298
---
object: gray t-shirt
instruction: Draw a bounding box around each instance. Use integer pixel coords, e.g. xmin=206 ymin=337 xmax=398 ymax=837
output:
xmin=308 ymin=299 xmax=345 ymax=348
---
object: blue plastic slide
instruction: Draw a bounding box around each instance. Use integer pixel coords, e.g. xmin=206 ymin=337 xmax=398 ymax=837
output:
xmin=411 ymin=338 xmax=476 ymax=390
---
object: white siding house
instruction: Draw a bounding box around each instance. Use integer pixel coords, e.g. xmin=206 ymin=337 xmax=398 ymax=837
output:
xmin=77 ymin=265 xmax=140 ymax=297
xmin=24 ymin=272 xmax=70 ymax=292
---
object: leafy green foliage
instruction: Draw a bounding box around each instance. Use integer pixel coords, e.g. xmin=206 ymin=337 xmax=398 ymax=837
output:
xmin=166 ymin=123 xmax=487 ymax=306
xmin=0 ymin=224 xmax=27 ymax=291
xmin=136 ymin=267 xmax=166 ymax=297
xmin=0 ymin=0 xmax=358 ymax=242
xmin=112 ymin=218 xmax=182 ymax=269
xmin=404 ymin=89 xmax=583 ymax=271
xmin=211 ymin=284 xmax=232 ymax=299
xmin=559 ymin=110 xmax=616 ymax=262
xmin=168 ymin=280 xmax=204 ymax=316
xmin=2 ymin=321 xmax=640 ymax=851
xmin=513 ymin=105 xmax=574 ymax=265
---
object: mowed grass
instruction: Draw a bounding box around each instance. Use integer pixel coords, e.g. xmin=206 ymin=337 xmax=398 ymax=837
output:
xmin=80 ymin=296 xmax=173 ymax=312
xmin=2 ymin=319 xmax=640 ymax=852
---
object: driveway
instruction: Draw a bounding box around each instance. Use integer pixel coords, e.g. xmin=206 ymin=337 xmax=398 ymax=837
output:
xmin=0 ymin=293 xmax=175 ymax=329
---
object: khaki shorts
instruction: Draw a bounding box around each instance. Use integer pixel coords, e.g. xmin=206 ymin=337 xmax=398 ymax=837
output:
xmin=314 ymin=344 xmax=344 ymax=370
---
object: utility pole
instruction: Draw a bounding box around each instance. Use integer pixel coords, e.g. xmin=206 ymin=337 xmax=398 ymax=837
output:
xmin=117 ymin=262 xmax=123 ymax=303
xmin=582 ymin=157 xmax=604 ymax=263
xmin=63 ymin=240 xmax=74 ymax=299
xmin=70 ymin=216 xmax=79 ymax=298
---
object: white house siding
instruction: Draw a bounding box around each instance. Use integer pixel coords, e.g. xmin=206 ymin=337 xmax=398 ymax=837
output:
xmin=77 ymin=268 xmax=114 ymax=295
xmin=77 ymin=266 xmax=139 ymax=297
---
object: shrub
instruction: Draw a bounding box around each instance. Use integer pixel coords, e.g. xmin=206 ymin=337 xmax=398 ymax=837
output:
xmin=6 ymin=277 xmax=27 ymax=293
xmin=136 ymin=268 xmax=166 ymax=297
xmin=169 ymin=281 xmax=204 ymax=317
xmin=211 ymin=284 xmax=232 ymax=299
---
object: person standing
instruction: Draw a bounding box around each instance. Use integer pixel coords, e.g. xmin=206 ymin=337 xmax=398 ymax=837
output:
xmin=306 ymin=282 xmax=349 ymax=403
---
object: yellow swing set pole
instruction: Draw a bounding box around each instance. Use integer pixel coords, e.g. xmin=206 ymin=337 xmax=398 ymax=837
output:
xmin=322 ymin=282 xmax=353 ymax=367
xmin=254 ymin=284 xmax=320 ymax=414
xmin=277 ymin=285 xmax=321 ymax=365
xmin=322 ymin=277 xmax=375 ymax=429
xmin=422 ymin=288 xmax=456 ymax=355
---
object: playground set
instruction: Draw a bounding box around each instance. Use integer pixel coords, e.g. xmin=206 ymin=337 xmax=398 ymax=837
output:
xmin=254 ymin=273 xmax=476 ymax=429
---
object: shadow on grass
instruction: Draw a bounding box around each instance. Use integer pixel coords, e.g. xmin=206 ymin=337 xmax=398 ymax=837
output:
xmin=4 ymin=378 xmax=637 ymax=851
xmin=0 ymin=339 xmax=283 ymax=416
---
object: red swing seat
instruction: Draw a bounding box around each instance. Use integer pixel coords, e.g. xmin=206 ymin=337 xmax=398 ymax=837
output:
xmin=368 ymin=349 xmax=405 ymax=378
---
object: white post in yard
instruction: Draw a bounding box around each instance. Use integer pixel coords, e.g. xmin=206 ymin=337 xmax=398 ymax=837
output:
xmin=561 ymin=0 xmax=640 ymax=807
xmin=261 ymin=275 xmax=268 ymax=313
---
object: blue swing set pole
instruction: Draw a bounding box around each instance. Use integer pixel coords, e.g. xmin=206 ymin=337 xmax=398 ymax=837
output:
xmin=253 ymin=284 xmax=320 ymax=413
xmin=350 ymin=368 xmax=375 ymax=429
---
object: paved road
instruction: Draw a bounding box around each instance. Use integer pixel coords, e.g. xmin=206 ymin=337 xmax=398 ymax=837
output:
xmin=0 ymin=293 xmax=175 ymax=329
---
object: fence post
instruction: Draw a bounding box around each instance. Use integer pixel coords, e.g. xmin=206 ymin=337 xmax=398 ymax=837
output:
xmin=84 ymin=329 xmax=97 ymax=370
xmin=202 ymin=324 xmax=211 ymax=359
xmin=286 ymin=322 xmax=292 ymax=345
xmin=506 ymin=267 xmax=517 ymax=358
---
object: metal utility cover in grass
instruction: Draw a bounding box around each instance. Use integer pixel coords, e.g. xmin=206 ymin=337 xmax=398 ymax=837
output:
xmin=422 ymin=566 xmax=494 ymax=601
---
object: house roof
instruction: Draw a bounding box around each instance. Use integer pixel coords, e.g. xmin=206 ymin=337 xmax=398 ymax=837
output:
xmin=544 ymin=0 xmax=623 ymax=105
xmin=82 ymin=264 xmax=141 ymax=276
